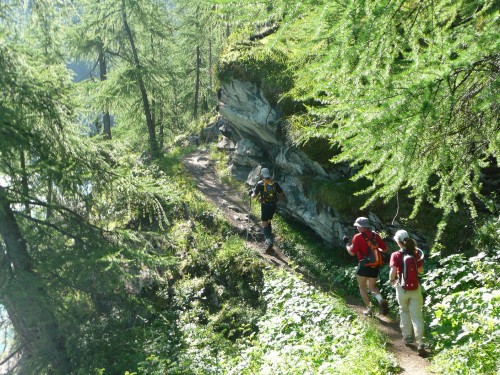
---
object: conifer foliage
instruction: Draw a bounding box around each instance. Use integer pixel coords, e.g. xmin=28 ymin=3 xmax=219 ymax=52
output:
xmin=279 ymin=0 xmax=499 ymax=229
xmin=0 ymin=3 xmax=173 ymax=372
xmin=0 ymin=36 xmax=95 ymax=374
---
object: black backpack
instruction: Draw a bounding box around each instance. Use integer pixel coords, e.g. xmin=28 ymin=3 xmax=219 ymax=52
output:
xmin=262 ymin=181 xmax=277 ymax=203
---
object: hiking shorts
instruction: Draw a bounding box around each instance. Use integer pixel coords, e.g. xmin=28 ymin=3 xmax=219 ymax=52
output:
xmin=261 ymin=203 xmax=277 ymax=221
xmin=356 ymin=264 xmax=380 ymax=278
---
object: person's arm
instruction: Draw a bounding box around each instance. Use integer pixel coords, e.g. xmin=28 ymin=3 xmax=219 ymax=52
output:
xmin=346 ymin=243 xmax=355 ymax=256
xmin=344 ymin=235 xmax=356 ymax=257
xmin=389 ymin=252 xmax=399 ymax=285
xmin=251 ymin=183 xmax=261 ymax=200
xmin=417 ymin=250 xmax=424 ymax=273
xmin=389 ymin=266 xmax=398 ymax=285
xmin=276 ymin=183 xmax=285 ymax=200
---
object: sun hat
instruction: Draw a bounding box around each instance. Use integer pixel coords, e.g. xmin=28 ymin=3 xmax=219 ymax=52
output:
xmin=260 ymin=168 xmax=271 ymax=178
xmin=353 ymin=217 xmax=370 ymax=228
xmin=394 ymin=230 xmax=409 ymax=243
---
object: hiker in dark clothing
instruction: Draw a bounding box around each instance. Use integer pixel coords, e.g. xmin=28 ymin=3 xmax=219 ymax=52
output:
xmin=344 ymin=216 xmax=389 ymax=316
xmin=250 ymin=168 xmax=284 ymax=251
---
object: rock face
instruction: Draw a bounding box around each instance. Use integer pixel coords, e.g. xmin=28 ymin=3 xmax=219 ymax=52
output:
xmin=215 ymin=78 xmax=425 ymax=248
xmin=218 ymin=79 xmax=281 ymax=147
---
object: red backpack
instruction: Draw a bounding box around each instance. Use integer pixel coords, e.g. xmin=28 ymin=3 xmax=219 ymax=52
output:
xmin=400 ymin=249 xmax=423 ymax=291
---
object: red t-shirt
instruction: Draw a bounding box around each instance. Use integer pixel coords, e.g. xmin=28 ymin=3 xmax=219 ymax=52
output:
xmin=351 ymin=231 xmax=387 ymax=261
xmin=390 ymin=250 xmax=424 ymax=278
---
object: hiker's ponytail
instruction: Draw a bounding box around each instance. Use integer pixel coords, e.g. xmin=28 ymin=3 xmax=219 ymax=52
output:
xmin=402 ymin=237 xmax=417 ymax=256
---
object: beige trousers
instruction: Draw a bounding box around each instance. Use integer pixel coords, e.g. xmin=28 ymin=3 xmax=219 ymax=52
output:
xmin=395 ymin=284 xmax=425 ymax=345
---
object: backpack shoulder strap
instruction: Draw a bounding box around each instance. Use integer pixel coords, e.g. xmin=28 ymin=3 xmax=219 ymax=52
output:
xmin=361 ymin=231 xmax=376 ymax=244
xmin=264 ymin=180 xmax=274 ymax=190
xmin=416 ymin=248 xmax=424 ymax=260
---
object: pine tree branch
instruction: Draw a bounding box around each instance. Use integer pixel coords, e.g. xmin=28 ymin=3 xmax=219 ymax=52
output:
xmin=15 ymin=212 xmax=82 ymax=241
xmin=0 ymin=343 xmax=24 ymax=368
xmin=249 ymin=23 xmax=280 ymax=41
xmin=11 ymin=195 xmax=106 ymax=238
xmin=406 ymin=0 xmax=425 ymax=33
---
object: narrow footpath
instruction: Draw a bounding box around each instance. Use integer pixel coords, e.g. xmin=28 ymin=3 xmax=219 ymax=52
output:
xmin=183 ymin=148 xmax=432 ymax=375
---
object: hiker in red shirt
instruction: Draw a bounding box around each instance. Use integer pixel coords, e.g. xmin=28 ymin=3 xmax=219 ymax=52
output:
xmin=389 ymin=229 xmax=426 ymax=356
xmin=344 ymin=217 xmax=389 ymax=316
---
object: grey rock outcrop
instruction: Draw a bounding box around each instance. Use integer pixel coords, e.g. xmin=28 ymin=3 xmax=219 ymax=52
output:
xmin=218 ymin=79 xmax=280 ymax=147
xmin=215 ymin=78 xmax=426 ymax=248
xmin=217 ymin=79 xmax=350 ymax=246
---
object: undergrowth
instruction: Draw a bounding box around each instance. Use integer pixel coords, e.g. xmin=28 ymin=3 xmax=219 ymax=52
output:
xmin=424 ymin=217 xmax=500 ymax=375
xmin=130 ymin=145 xmax=397 ymax=375
xmin=219 ymin=269 xmax=399 ymax=375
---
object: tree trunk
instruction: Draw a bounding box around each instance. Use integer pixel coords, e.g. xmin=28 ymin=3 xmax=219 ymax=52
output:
xmin=208 ymin=38 xmax=213 ymax=91
xmin=46 ymin=175 xmax=53 ymax=220
xmin=0 ymin=187 xmax=71 ymax=374
xmin=172 ymin=81 xmax=181 ymax=129
xmin=19 ymin=151 xmax=30 ymax=215
xmin=121 ymin=0 xmax=159 ymax=158
xmin=149 ymin=33 xmax=157 ymax=132
xmin=97 ymin=42 xmax=112 ymax=139
xmin=194 ymin=45 xmax=201 ymax=119
xmin=159 ymin=109 xmax=164 ymax=151
xmin=149 ymin=34 xmax=156 ymax=132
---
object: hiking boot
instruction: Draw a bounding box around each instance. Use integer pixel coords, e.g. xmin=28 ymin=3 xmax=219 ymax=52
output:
xmin=264 ymin=238 xmax=273 ymax=253
xmin=362 ymin=307 xmax=373 ymax=316
xmin=379 ymin=299 xmax=389 ymax=315
xmin=417 ymin=344 xmax=426 ymax=357
xmin=403 ymin=336 xmax=415 ymax=345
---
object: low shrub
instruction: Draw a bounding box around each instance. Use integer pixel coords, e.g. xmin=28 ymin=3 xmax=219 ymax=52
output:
xmin=220 ymin=269 xmax=399 ymax=375
xmin=424 ymin=218 xmax=500 ymax=375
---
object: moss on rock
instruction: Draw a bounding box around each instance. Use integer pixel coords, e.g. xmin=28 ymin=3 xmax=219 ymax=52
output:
xmin=217 ymin=41 xmax=293 ymax=105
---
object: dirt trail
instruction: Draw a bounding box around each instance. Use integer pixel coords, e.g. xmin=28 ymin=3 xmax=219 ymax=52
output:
xmin=183 ymin=148 xmax=433 ymax=375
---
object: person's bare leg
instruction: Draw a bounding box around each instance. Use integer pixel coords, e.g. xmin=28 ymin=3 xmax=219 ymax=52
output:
xmin=368 ymin=276 xmax=388 ymax=314
xmin=367 ymin=277 xmax=381 ymax=296
xmin=356 ymin=275 xmax=371 ymax=307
